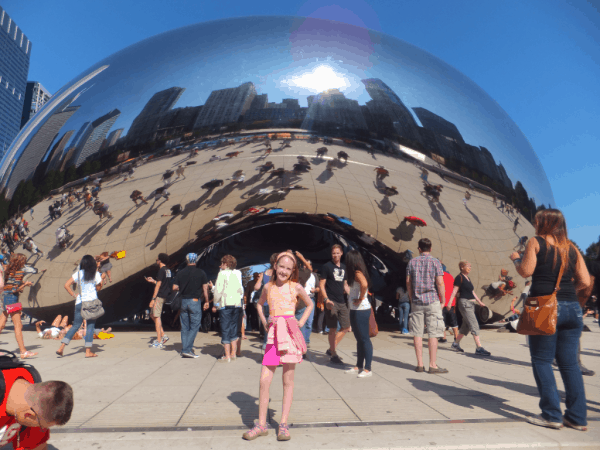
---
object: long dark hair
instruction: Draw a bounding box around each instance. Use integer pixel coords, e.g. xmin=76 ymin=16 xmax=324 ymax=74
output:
xmin=79 ymin=255 xmax=97 ymax=283
xmin=345 ymin=250 xmax=370 ymax=287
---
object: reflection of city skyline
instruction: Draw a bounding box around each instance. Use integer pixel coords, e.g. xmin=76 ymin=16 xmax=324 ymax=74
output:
xmin=37 ymin=77 xmax=516 ymax=193
xmin=0 ymin=17 xmax=553 ymax=205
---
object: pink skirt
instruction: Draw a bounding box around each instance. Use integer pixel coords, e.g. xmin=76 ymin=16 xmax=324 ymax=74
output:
xmin=262 ymin=315 xmax=303 ymax=366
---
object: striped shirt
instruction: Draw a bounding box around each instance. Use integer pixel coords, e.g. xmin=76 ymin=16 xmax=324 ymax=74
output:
xmin=407 ymin=255 xmax=443 ymax=305
xmin=4 ymin=270 xmax=25 ymax=294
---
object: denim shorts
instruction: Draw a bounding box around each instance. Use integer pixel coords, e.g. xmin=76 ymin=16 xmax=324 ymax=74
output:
xmin=220 ymin=306 xmax=241 ymax=344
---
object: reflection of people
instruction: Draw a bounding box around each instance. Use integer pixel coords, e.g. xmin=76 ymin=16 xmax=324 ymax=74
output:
xmin=96 ymin=252 xmax=113 ymax=284
xmin=57 ymin=255 xmax=104 ymax=358
xmin=176 ymin=165 xmax=186 ymax=179
xmin=321 ymin=245 xmax=348 ymax=365
xmin=130 ymin=190 xmax=148 ymax=205
xmin=510 ymin=209 xmax=590 ymax=431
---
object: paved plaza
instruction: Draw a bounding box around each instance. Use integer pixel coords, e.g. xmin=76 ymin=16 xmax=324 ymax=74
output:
xmin=2 ymin=318 xmax=599 ymax=449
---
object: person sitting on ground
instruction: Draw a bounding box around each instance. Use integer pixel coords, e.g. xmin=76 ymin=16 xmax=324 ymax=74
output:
xmin=161 ymin=204 xmax=182 ymax=217
xmin=0 ymin=375 xmax=73 ymax=449
xmin=130 ymin=190 xmax=149 ymax=205
xmin=35 ymin=315 xmax=69 ymax=339
xmin=489 ymin=280 xmax=509 ymax=297
xmin=498 ymin=282 xmax=531 ymax=333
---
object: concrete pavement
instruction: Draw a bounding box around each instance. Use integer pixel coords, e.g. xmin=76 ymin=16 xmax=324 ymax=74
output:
xmin=0 ymin=316 xmax=598 ymax=448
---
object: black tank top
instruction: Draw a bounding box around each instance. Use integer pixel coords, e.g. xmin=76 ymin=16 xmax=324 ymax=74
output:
xmin=529 ymin=236 xmax=577 ymax=302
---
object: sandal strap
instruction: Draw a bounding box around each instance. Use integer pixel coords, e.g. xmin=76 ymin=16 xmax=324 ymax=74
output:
xmin=247 ymin=424 xmax=267 ymax=436
xmin=278 ymin=424 xmax=290 ymax=435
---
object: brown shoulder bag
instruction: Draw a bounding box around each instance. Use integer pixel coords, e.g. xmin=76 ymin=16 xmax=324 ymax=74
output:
xmin=516 ymin=260 xmax=565 ymax=336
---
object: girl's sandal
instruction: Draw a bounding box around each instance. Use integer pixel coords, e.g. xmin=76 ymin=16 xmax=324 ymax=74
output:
xmin=277 ymin=423 xmax=291 ymax=441
xmin=20 ymin=351 xmax=38 ymax=359
xmin=242 ymin=424 xmax=268 ymax=440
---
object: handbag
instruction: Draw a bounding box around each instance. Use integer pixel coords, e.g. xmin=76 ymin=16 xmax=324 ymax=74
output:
xmin=78 ymin=272 xmax=105 ymax=321
xmin=517 ymin=260 xmax=565 ymax=336
xmin=369 ymin=306 xmax=379 ymax=337
xmin=169 ymin=292 xmax=182 ymax=312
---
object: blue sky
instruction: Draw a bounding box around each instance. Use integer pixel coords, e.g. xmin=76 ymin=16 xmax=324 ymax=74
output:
xmin=4 ymin=0 xmax=599 ymax=251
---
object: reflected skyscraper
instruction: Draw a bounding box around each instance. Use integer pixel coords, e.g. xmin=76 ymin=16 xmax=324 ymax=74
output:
xmin=193 ymin=82 xmax=256 ymax=130
xmin=127 ymin=87 xmax=184 ymax=144
xmin=105 ymin=128 xmax=124 ymax=148
xmin=21 ymin=82 xmax=51 ymax=128
xmin=5 ymin=98 xmax=79 ymax=194
xmin=412 ymin=107 xmax=465 ymax=145
xmin=302 ymin=89 xmax=367 ymax=133
xmin=0 ymin=7 xmax=32 ymax=159
xmin=71 ymin=109 xmax=121 ymax=167
xmin=362 ymin=79 xmax=421 ymax=144
xmin=45 ymin=130 xmax=74 ymax=173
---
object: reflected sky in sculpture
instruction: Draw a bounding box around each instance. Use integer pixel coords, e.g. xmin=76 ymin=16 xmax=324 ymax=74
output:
xmin=2 ymin=16 xmax=553 ymax=205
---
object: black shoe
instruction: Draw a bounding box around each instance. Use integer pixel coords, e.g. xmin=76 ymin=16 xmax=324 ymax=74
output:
xmin=475 ymin=347 xmax=491 ymax=356
xmin=580 ymin=365 xmax=595 ymax=376
xmin=326 ymin=349 xmax=332 ymax=356
xmin=330 ymin=355 xmax=344 ymax=365
xmin=438 ymin=338 xmax=447 ymax=343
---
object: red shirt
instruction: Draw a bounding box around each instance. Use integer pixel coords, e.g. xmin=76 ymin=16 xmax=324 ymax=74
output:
xmin=0 ymin=368 xmax=49 ymax=449
xmin=443 ymin=272 xmax=455 ymax=308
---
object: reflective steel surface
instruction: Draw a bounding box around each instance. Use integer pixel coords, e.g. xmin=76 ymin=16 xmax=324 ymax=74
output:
xmin=1 ymin=16 xmax=549 ymax=323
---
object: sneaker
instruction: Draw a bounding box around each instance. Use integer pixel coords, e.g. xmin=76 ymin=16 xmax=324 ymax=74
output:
xmin=357 ymin=370 xmax=372 ymax=378
xmin=161 ymin=335 xmax=169 ymax=344
xmin=345 ymin=367 xmax=359 ymax=374
xmin=181 ymin=352 xmax=199 ymax=358
xmin=151 ymin=341 xmax=164 ymax=349
xmin=326 ymin=349 xmax=332 ymax=356
xmin=451 ymin=341 xmax=464 ymax=353
xmin=402 ymin=328 xmax=410 ymax=335
xmin=330 ymin=355 xmax=344 ymax=365
xmin=563 ymin=417 xmax=587 ymax=431
xmin=475 ymin=347 xmax=491 ymax=356
xmin=438 ymin=338 xmax=448 ymax=343
xmin=593 ymin=319 xmax=598 ymax=323
xmin=218 ymin=357 xmax=231 ymax=363
xmin=242 ymin=424 xmax=268 ymax=440
xmin=526 ymin=414 xmax=563 ymax=430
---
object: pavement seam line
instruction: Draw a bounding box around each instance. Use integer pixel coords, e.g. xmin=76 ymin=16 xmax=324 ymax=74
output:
xmin=174 ymin=354 xmax=218 ymax=427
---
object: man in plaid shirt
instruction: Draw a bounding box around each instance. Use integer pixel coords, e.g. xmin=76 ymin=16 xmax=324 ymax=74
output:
xmin=406 ymin=238 xmax=447 ymax=374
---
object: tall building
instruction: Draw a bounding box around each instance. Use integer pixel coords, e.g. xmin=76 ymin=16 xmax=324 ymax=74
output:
xmin=105 ymin=128 xmax=124 ymax=147
xmin=412 ymin=107 xmax=464 ymax=145
xmin=21 ymin=82 xmax=51 ymax=128
xmin=72 ymin=109 xmax=121 ymax=167
xmin=0 ymin=7 xmax=32 ymax=160
xmin=127 ymin=87 xmax=184 ymax=143
xmin=361 ymin=79 xmax=421 ymax=144
xmin=193 ymin=82 xmax=256 ymax=129
xmin=302 ymin=89 xmax=367 ymax=133
xmin=4 ymin=97 xmax=79 ymax=196
xmin=45 ymin=130 xmax=74 ymax=173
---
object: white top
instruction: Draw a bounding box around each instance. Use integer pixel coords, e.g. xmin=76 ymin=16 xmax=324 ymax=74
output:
xmin=305 ymin=273 xmax=316 ymax=299
xmin=349 ymin=280 xmax=370 ymax=311
xmin=72 ymin=270 xmax=102 ymax=305
xmin=213 ymin=269 xmax=243 ymax=308
xmin=491 ymin=281 xmax=505 ymax=289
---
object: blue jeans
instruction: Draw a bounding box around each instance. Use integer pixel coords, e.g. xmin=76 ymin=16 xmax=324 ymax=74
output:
xmin=529 ymin=301 xmax=586 ymax=425
xmin=398 ymin=302 xmax=410 ymax=330
xmin=220 ymin=306 xmax=241 ymax=344
xmin=180 ymin=298 xmax=202 ymax=354
xmin=295 ymin=299 xmax=314 ymax=345
xmin=350 ymin=309 xmax=373 ymax=371
xmin=61 ymin=302 xmax=96 ymax=348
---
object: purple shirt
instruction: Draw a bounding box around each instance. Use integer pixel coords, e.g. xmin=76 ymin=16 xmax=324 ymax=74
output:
xmin=407 ymin=255 xmax=443 ymax=305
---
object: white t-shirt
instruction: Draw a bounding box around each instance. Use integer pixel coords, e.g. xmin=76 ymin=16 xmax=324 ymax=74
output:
xmin=72 ymin=270 xmax=102 ymax=305
xmin=349 ymin=281 xmax=371 ymax=311
xmin=305 ymin=273 xmax=316 ymax=300
xmin=491 ymin=281 xmax=505 ymax=289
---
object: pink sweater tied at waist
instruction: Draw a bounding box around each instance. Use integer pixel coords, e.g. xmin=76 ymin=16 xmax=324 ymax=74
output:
xmin=267 ymin=316 xmax=307 ymax=363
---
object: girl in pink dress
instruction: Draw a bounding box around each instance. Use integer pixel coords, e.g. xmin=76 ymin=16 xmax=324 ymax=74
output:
xmin=243 ymin=251 xmax=313 ymax=442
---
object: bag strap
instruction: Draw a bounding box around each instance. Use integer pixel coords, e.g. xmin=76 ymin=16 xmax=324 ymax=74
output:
xmin=553 ymin=255 xmax=567 ymax=293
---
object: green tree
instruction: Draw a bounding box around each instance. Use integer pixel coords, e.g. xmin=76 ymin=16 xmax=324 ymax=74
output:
xmin=65 ymin=166 xmax=77 ymax=183
xmin=585 ymin=236 xmax=600 ymax=259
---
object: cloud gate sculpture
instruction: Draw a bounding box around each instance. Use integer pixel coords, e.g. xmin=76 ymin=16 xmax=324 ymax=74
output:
xmin=1 ymin=16 xmax=554 ymax=324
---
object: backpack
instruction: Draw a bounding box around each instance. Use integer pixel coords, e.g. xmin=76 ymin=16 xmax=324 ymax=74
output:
xmin=0 ymin=351 xmax=42 ymax=401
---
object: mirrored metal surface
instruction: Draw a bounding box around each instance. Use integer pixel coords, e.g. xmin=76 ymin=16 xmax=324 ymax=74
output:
xmin=1 ymin=17 xmax=551 ymax=323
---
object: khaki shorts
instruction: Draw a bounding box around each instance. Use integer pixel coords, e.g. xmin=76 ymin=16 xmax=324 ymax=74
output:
xmin=152 ymin=296 xmax=165 ymax=318
xmin=409 ymin=301 xmax=445 ymax=338
xmin=325 ymin=301 xmax=351 ymax=330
